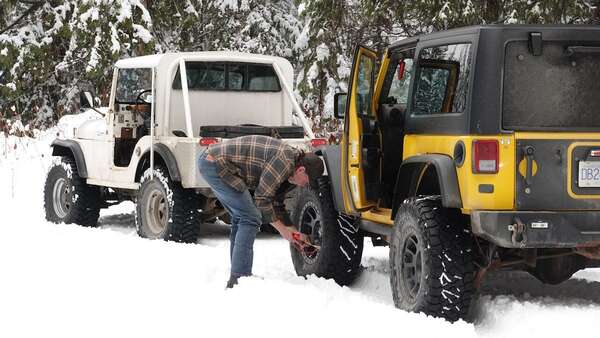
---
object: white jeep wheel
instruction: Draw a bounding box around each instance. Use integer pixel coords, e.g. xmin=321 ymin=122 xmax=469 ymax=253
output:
xmin=44 ymin=156 xmax=101 ymax=226
xmin=136 ymin=166 xmax=200 ymax=243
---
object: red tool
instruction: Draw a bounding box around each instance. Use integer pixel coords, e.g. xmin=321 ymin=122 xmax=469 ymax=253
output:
xmin=291 ymin=232 xmax=319 ymax=259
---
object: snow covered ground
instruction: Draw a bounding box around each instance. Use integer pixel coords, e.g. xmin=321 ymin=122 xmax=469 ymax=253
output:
xmin=1 ymin=131 xmax=600 ymax=338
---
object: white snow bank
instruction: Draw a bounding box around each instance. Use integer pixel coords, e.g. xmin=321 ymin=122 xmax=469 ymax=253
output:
xmin=0 ymin=135 xmax=599 ymax=338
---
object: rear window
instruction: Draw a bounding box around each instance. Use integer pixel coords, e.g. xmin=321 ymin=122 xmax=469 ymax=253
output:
xmin=173 ymin=62 xmax=281 ymax=92
xmin=503 ymin=41 xmax=600 ymax=130
xmin=412 ymin=43 xmax=472 ymax=115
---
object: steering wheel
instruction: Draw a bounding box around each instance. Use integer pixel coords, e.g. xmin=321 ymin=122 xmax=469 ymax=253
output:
xmin=134 ymin=89 xmax=152 ymax=131
xmin=135 ymin=89 xmax=152 ymax=105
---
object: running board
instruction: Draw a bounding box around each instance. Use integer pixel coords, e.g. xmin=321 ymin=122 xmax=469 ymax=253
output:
xmin=86 ymin=178 xmax=139 ymax=190
xmin=359 ymin=219 xmax=393 ymax=237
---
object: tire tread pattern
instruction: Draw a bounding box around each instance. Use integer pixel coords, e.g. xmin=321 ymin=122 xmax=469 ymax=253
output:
xmin=44 ymin=156 xmax=101 ymax=227
xmin=291 ymin=184 xmax=363 ymax=286
xmin=136 ymin=166 xmax=199 ymax=243
xmin=390 ymin=197 xmax=475 ymax=322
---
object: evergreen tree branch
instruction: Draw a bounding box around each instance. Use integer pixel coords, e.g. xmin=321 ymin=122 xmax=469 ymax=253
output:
xmin=0 ymin=1 xmax=45 ymax=36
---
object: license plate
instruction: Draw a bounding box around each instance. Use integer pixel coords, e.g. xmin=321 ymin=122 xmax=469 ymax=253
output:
xmin=578 ymin=161 xmax=600 ymax=187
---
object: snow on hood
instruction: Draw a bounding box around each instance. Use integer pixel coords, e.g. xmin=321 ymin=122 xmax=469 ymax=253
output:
xmin=57 ymin=108 xmax=106 ymax=139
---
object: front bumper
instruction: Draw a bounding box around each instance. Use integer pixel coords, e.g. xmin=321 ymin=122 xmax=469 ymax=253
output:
xmin=471 ymin=211 xmax=600 ymax=248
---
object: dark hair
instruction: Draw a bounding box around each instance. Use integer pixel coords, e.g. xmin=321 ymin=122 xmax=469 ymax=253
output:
xmin=295 ymin=150 xmax=306 ymax=168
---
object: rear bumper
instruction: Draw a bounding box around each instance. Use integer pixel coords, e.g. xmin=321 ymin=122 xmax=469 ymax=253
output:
xmin=471 ymin=210 xmax=600 ymax=248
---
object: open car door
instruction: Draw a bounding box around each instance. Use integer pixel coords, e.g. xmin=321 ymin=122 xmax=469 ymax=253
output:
xmin=342 ymin=46 xmax=381 ymax=212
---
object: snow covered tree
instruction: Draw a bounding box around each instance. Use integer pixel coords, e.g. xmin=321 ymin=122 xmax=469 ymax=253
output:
xmin=294 ymin=0 xmax=597 ymax=121
xmin=148 ymin=0 xmax=300 ymax=56
xmin=0 ymin=0 xmax=597 ymax=131
xmin=404 ymin=0 xmax=594 ymax=30
xmin=0 ymin=0 xmax=300 ymax=126
xmin=589 ymin=0 xmax=600 ymax=23
xmin=293 ymin=0 xmax=406 ymax=138
xmin=0 ymin=0 xmax=155 ymax=124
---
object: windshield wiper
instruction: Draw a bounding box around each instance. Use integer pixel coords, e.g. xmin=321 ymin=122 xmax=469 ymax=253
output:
xmin=565 ymin=46 xmax=600 ymax=56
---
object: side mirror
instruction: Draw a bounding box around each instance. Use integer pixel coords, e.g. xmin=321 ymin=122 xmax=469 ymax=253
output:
xmin=80 ymin=91 xmax=95 ymax=109
xmin=334 ymin=92 xmax=347 ymax=119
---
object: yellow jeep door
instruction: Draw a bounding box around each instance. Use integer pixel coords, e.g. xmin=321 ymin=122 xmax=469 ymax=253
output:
xmin=342 ymin=46 xmax=380 ymax=211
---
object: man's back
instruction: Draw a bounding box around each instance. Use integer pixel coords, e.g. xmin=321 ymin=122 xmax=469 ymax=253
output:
xmin=207 ymin=135 xmax=298 ymax=192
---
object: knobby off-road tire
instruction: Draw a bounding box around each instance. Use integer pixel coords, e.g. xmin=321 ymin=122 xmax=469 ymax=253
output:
xmin=136 ymin=166 xmax=200 ymax=243
xmin=44 ymin=156 xmax=101 ymax=226
xmin=389 ymin=196 xmax=476 ymax=322
xmin=291 ymin=185 xmax=364 ymax=286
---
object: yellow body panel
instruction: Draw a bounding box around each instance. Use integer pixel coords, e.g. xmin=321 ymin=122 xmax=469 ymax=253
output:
xmin=403 ymin=134 xmax=516 ymax=211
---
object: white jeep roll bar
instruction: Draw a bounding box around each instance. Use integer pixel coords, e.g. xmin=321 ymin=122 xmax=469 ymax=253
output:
xmin=175 ymin=60 xmax=315 ymax=140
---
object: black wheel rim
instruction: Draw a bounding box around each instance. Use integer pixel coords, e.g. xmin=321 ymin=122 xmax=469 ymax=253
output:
xmin=401 ymin=234 xmax=422 ymax=300
xmin=299 ymin=201 xmax=322 ymax=262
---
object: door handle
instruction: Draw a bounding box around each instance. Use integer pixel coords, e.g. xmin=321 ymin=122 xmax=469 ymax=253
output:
xmin=523 ymin=145 xmax=535 ymax=189
xmin=350 ymin=164 xmax=360 ymax=168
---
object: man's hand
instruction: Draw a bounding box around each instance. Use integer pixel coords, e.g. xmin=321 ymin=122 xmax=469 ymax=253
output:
xmin=270 ymin=220 xmax=308 ymax=243
xmin=271 ymin=220 xmax=319 ymax=258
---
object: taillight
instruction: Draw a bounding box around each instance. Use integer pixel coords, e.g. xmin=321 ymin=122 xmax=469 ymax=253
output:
xmin=473 ymin=140 xmax=499 ymax=173
xmin=590 ymin=149 xmax=600 ymax=157
xmin=199 ymin=137 xmax=219 ymax=146
xmin=310 ymin=138 xmax=328 ymax=148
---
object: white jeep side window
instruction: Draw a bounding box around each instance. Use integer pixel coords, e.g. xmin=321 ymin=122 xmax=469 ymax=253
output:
xmin=173 ymin=63 xmax=226 ymax=90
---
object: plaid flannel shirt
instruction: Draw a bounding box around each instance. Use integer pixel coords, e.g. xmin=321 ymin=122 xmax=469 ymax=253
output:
xmin=206 ymin=135 xmax=299 ymax=224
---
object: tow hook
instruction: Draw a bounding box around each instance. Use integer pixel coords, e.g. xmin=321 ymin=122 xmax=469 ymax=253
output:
xmin=508 ymin=218 xmax=526 ymax=247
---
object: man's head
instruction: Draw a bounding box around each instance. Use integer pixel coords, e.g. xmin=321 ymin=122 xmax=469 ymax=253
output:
xmin=289 ymin=152 xmax=324 ymax=189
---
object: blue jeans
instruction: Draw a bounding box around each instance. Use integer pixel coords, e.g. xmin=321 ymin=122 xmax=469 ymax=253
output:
xmin=198 ymin=151 xmax=261 ymax=277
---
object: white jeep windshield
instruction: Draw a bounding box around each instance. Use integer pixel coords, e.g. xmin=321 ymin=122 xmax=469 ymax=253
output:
xmin=116 ymin=68 xmax=153 ymax=103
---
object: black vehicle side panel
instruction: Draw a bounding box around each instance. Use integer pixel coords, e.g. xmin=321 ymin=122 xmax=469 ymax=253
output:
xmin=318 ymin=145 xmax=345 ymax=213
xmin=153 ymin=143 xmax=182 ymax=182
xmin=392 ymin=154 xmax=462 ymax=218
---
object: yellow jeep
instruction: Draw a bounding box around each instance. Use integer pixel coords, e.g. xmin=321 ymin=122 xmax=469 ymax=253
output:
xmin=290 ymin=25 xmax=600 ymax=321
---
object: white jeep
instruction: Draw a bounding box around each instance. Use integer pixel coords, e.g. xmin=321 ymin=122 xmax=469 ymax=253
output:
xmin=44 ymin=52 xmax=322 ymax=243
